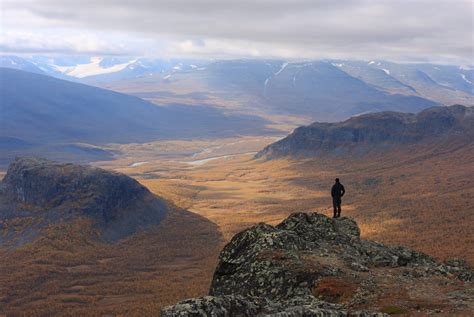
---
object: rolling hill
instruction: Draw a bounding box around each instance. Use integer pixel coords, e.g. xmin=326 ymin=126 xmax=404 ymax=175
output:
xmin=0 ymin=68 xmax=277 ymax=165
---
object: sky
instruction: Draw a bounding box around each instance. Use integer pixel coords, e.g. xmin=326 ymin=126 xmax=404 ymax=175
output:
xmin=1 ymin=0 xmax=473 ymax=64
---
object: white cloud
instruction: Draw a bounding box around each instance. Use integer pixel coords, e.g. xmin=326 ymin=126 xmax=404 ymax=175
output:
xmin=0 ymin=30 xmax=117 ymax=54
xmin=1 ymin=0 xmax=473 ymax=64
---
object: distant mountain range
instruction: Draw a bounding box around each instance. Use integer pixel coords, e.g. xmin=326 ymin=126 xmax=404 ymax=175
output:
xmin=2 ymin=56 xmax=472 ymax=122
xmin=0 ymin=55 xmax=208 ymax=82
xmin=0 ymin=68 xmax=276 ymax=165
xmin=1 ymin=56 xmax=473 ymax=164
xmin=256 ymin=105 xmax=474 ymax=159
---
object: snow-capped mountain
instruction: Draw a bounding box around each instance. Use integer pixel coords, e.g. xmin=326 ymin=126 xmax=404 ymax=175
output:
xmin=53 ymin=57 xmax=137 ymax=78
xmin=331 ymin=60 xmax=473 ymax=105
xmin=2 ymin=55 xmax=471 ymax=95
xmin=1 ymin=55 xmax=472 ymax=118
xmin=0 ymin=55 xmax=209 ymax=82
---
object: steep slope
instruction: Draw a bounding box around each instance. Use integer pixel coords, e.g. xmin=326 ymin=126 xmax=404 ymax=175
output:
xmin=256 ymin=105 xmax=473 ymax=159
xmin=0 ymin=157 xmax=168 ymax=243
xmin=163 ymin=212 xmax=473 ymax=316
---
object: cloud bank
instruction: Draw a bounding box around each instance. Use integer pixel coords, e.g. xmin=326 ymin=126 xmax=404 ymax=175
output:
xmin=1 ymin=0 xmax=473 ymax=63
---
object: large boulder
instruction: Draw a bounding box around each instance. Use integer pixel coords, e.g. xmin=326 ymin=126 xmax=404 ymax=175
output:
xmin=162 ymin=212 xmax=474 ymax=316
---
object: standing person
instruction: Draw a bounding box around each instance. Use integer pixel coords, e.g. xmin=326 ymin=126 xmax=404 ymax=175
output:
xmin=331 ymin=178 xmax=345 ymax=218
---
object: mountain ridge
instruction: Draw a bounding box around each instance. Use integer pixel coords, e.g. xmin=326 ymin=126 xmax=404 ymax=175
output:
xmin=256 ymin=105 xmax=473 ymax=159
xmin=2 ymin=55 xmax=472 ymax=111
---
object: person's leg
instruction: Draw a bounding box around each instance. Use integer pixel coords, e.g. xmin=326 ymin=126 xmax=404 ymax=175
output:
xmin=337 ymin=201 xmax=341 ymax=218
xmin=333 ymin=199 xmax=338 ymax=218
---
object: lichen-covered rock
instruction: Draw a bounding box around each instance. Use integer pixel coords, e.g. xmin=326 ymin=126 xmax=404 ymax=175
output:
xmin=161 ymin=294 xmax=386 ymax=317
xmin=210 ymin=213 xmax=366 ymax=301
xmin=160 ymin=295 xmax=260 ymax=316
xmin=162 ymin=212 xmax=474 ymax=316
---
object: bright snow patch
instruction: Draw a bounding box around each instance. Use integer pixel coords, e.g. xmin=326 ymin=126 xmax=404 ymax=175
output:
xmin=130 ymin=161 xmax=148 ymax=167
xmin=331 ymin=63 xmax=344 ymax=68
xmin=368 ymin=61 xmax=375 ymax=65
xmin=460 ymin=74 xmax=473 ymax=84
xmin=54 ymin=57 xmax=136 ymax=78
xmin=163 ymin=74 xmax=172 ymax=79
xmin=275 ymin=62 xmax=289 ymax=76
xmin=381 ymin=68 xmax=390 ymax=75
xmin=186 ymin=152 xmax=257 ymax=166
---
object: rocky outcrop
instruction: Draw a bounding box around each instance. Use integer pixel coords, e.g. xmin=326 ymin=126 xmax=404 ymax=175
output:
xmin=256 ymin=105 xmax=473 ymax=159
xmin=0 ymin=157 xmax=168 ymax=243
xmin=162 ymin=212 xmax=473 ymax=316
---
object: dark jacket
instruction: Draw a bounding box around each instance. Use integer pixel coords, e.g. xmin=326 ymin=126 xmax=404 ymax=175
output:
xmin=331 ymin=182 xmax=345 ymax=199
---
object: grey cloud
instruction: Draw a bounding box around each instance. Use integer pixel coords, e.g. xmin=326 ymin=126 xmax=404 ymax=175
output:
xmin=2 ymin=0 xmax=473 ymax=63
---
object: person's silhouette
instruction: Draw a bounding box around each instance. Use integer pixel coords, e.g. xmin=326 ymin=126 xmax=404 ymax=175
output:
xmin=331 ymin=178 xmax=345 ymax=218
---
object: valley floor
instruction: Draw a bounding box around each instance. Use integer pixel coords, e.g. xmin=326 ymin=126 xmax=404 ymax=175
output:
xmin=1 ymin=135 xmax=472 ymax=315
xmin=100 ymin=135 xmax=474 ymax=263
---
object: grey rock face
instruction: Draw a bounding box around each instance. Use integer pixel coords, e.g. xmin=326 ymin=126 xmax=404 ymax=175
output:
xmin=160 ymin=295 xmax=260 ymax=316
xmin=0 ymin=157 xmax=168 ymax=243
xmin=3 ymin=157 xmax=147 ymax=216
xmin=256 ymin=105 xmax=474 ymax=159
xmin=162 ymin=212 xmax=473 ymax=316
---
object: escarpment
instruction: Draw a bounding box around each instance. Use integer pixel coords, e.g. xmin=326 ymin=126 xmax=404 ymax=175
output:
xmin=257 ymin=105 xmax=473 ymax=159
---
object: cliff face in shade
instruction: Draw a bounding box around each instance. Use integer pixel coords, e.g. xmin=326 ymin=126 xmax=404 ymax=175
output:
xmin=0 ymin=157 xmax=168 ymax=243
xmin=162 ymin=212 xmax=474 ymax=316
xmin=256 ymin=105 xmax=473 ymax=159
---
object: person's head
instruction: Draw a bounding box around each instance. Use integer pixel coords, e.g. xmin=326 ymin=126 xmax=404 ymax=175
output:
xmin=335 ymin=178 xmax=340 ymax=183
